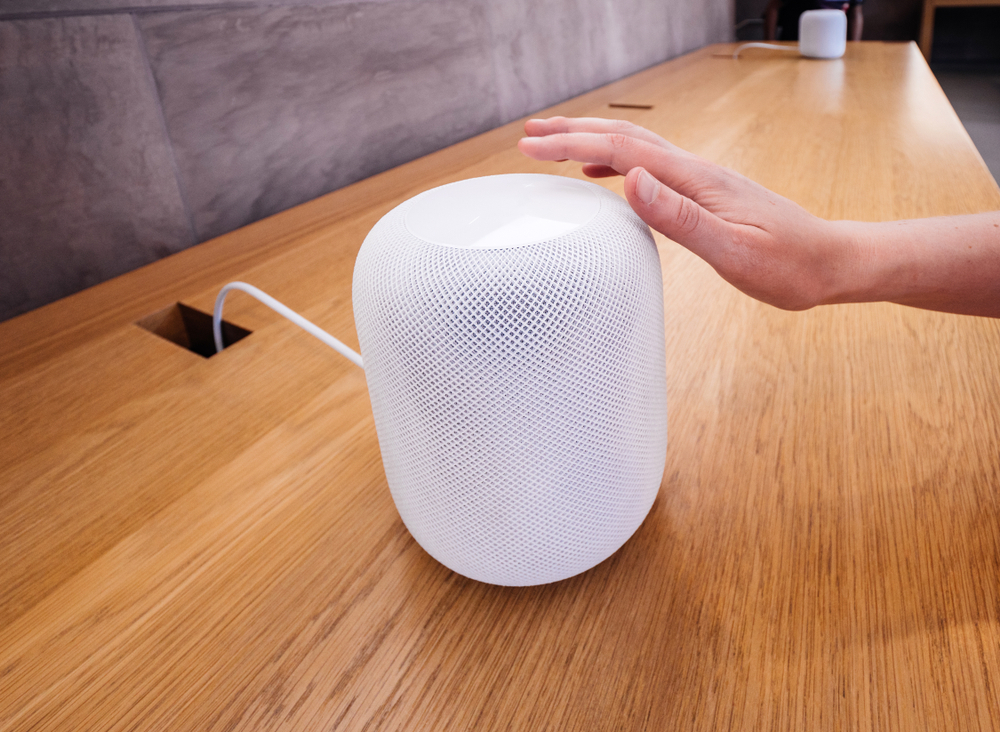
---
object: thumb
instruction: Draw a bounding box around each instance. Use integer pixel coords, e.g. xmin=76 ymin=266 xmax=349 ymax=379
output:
xmin=624 ymin=167 xmax=732 ymax=263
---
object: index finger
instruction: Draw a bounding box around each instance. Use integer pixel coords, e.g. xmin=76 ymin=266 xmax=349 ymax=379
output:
xmin=517 ymin=131 xmax=711 ymax=198
xmin=523 ymin=116 xmax=670 ymax=149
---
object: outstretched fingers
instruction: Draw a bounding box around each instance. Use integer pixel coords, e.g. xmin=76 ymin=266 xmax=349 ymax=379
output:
xmin=523 ymin=117 xmax=671 ymax=148
xmin=518 ymin=131 xmax=715 ymax=201
xmin=519 ymin=131 xmax=641 ymax=173
xmin=519 ymin=117 xmax=762 ymax=288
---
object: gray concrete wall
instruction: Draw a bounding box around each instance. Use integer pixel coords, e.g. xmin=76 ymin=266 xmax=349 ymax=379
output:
xmin=0 ymin=0 xmax=733 ymax=322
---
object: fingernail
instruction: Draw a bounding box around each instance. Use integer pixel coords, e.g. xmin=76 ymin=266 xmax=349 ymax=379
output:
xmin=636 ymin=170 xmax=660 ymax=205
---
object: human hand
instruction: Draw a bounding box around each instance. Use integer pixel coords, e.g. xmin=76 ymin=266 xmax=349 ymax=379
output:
xmin=518 ymin=117 xmax=861 ymax=311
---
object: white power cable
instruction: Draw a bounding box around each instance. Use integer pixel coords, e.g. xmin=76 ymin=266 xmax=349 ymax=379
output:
xmin=213 ymin=281 xmax=364 ymax=369
xmin=732 ymin=42 xmax=798 ymax=59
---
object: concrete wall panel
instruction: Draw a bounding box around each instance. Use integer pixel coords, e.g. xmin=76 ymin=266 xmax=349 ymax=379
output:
xmin=0 ymin=0 xmax=733 ymax=321
xmin=483 ymin=0 xmax=730 ymax=123
xmin=139 ymin=2 xmax=500 ymax=241
xmin=0 ymin=15 xmax=194 ymax=320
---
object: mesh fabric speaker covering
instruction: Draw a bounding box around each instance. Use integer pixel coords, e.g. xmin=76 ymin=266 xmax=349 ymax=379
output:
xmin=353 ymin=177 xmax=667 ymax=586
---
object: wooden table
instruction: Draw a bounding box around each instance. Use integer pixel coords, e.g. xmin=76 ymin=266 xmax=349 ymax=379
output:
xmin=2 ymin=42 xmax=999 ymax=731
xmin=919 ymin=0 xmax=1000 ymax=59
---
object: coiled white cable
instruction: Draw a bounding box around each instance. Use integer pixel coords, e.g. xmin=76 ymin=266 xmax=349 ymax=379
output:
xmin=732 ymin=42 xmax=798 ymax=59
xmin=213 ymin=281 xmax=364 ymax=369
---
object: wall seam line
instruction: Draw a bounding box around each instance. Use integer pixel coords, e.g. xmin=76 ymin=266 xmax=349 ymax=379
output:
xmin=132 ymin=11 xmax=200 ymax=247
xmin=0 ymin=3 xmax=259 ymax=22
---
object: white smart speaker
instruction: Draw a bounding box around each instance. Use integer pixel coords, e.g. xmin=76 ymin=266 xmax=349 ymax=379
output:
xmin=799 ymin=9 xmax=847 ymax=59
xmin=352 ymin=174 xmax=667 ymax=586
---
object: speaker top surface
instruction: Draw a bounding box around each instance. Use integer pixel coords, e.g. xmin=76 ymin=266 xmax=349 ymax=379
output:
xmin=404 ymin=173 xmax=601 ymax=250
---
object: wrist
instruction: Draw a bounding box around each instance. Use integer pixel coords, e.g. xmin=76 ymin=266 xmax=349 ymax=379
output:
xmin=817 ymin=219 xmax=886 ymax=306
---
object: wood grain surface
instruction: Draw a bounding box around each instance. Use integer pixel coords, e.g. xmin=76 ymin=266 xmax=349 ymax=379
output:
xmin=2 ymin=42 xmax=999 ymax=731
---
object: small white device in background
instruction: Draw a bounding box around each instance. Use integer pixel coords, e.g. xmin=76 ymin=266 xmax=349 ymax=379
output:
xmin=733 ymin=8 xmax=848 ymax=60
xmin=799 ymin=9 xmax=847 ymax=59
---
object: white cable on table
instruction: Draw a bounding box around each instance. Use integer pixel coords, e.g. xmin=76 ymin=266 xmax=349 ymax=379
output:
xmin=732 ymin=42 xmax=798 ymax=59
xmin=213 ymin=281 xmax=364 ymax=369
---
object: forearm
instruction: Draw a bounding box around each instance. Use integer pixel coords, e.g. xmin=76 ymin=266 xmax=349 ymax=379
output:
xmin=828 ymin=213 xmax=1000 ymax=317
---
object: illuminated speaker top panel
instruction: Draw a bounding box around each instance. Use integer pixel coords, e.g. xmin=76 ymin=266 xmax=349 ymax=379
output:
xmin=404 ymin=174 xmax=601 ymax=250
